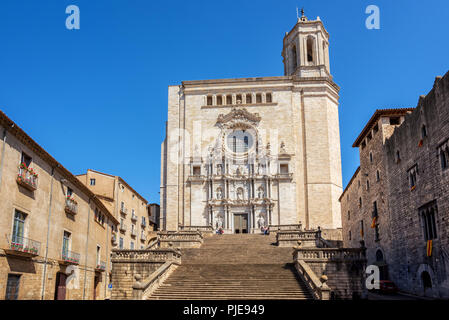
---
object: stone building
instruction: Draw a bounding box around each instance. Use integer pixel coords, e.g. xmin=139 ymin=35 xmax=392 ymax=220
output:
xmin=160 ymin=13 xmax=343 ymax=233
xmin=77 ymin=169 xmax=149 ymax=250
xmin=340 ymin=71 xmax=449 ymax=298
xmin=148 ymin=203 xmax=160 ymax=231
xmin=340 ymin=108 xmax=413 ymax=279
xmin=0 ymin=110 xmax=119 ymax=300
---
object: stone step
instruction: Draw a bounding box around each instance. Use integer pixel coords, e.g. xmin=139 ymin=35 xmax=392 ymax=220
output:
xmin=146 ymin=234 xmax=312 ymax=300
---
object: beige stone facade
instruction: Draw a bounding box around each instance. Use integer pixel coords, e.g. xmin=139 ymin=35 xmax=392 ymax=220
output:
xmin=160 ymin=15 xmax=343 ymax=232
xmin=77 ymin=170 xmax=149 ymax=250
xmin=0 ymin=111 xmax=119 ymax=300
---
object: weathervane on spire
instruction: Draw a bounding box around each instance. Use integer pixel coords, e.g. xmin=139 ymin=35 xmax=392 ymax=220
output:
xmin=296 ymin=7 xmax=306 ymax=21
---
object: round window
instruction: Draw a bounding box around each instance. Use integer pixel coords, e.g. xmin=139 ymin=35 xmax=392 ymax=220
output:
xmin=226 ymin=130 xmax=254 ymax=154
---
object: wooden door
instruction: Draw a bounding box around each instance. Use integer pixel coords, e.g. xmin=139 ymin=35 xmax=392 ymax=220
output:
xmin=234 ymin=214 xmax=248 ymax=234
xmin=54 ymin=272 xmax=67 ymax=300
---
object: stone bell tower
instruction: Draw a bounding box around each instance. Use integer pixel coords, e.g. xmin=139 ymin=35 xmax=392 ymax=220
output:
xmin=282 ymin=9 xmax=331 ymax=78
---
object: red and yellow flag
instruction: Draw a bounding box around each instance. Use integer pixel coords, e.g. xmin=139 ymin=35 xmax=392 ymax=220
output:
xmin=426 ymin=240 xmax=433 ymax=257
xmin=371 ymin=216 xmax=377 ymax=229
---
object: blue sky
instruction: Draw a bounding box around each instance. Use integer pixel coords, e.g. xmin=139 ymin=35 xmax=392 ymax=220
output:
xmin=0 ymin=0 xmax=448 ymax=203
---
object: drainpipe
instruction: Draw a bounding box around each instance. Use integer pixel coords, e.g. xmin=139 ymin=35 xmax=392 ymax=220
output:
xmin=104 ymin=217 xmax=109 ymax=299
xmin=41 ymin=165 xmax=56 ymax=300
xmin=82 ymin=197 xmax=92 ymax=300
xmin=0 ymin=125 xmax=12 ymax=191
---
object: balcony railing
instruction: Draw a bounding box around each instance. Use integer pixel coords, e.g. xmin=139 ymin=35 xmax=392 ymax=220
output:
xmin=61 ymin=249 xmax=80 ymax=265
xmin=96 ymin=261 xmax=106 ymax=271
xmin=16 ymin=164 xmax=38 ymax=191
xmin=65 ymin=197 xmax=78 ymax=215
xmin=119 ymin=224 xmax=127 ymax=232
xmin=131 ymin=213 xmax=138 ymax=222
xmin=6 ymin=234 xmax=41 ymax=257
xmin=120 ymin=207 xmax=128 ymax=215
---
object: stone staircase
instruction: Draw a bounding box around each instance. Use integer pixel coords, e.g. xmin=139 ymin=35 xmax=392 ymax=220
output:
xmin=147 ymin=234 xmax=313 ymax=300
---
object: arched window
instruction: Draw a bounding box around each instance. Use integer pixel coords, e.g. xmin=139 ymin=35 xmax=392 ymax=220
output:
xmin=246 ymin=94 xmax=252 ymax=104
xmin=291 ymin=45 xmax=297 ymax=70
xmin=244 ymin=136 xmax=249 ymax=152
xmin=421 ymin=271 xmax=432 ymax=289
xmin=307 ymin=37 xmax=315 ymax=64
xmin=207 ymin=96 xmax=213 ymax=106
xmin=376 ymin=249 xmax=384 ymax=262
xmin=217 ymin=95 xmax=223 ymax=105
xmin=421 ymin=124 xmax=427 ymax=138
xmin=441 ymin=149 xmax=447 ymax=169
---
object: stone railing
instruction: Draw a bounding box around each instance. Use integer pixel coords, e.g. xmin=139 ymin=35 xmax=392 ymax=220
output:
xmin=179 ymin=225 xmax=214 ymax=233
xmin=111 ymin=248 xmax=181 ymax=263
xmin=133 ymin=260 xmax=180 ymax=300
xmin=111 ymin=248 xmax=181 ymax=300
xmin=276 ymin=230 xmax=319 ymax=247
xmin=157 ymin=231 xmax=204 ymax=248
xmin=293 ymin=247 xmax=367 ymax=300
xmin=269 ymin=224 xmax=302 ymax=232
xmin=295 ymin=259 xmax=331 ymax=300
xmin=294 ymin=248 xmax=365 ymax=262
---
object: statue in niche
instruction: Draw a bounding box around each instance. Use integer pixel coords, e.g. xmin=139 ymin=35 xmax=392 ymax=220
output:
xmin=257 ymin=187 xmax=264 ymax=199
xmin=258 ymin=214 xmax=266 ymax=228
xmin=280 ymin=141 xmax=286 ymax=154
xmin=216 ymin=215 xmax=224 ymax=229
xmin=235 ymin=166 xmax=242 ymax=175
xmin=217 ymin=164 xmax=222 ymax=175
xmin=236 ymin=187 xmax=244 ymax=200
xmin=216 ymin=187 xmax=223 ymax=199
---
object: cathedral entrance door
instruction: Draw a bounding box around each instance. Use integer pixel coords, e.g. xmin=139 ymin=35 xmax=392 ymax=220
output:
xmin=234 ymin=213 xmax=248 ymax=234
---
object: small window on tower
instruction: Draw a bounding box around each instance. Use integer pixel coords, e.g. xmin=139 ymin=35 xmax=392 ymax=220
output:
xmin=307 ymin=37 xmax=315 ymax=63
xmin=266 ymin=93 xmax=272 ymax=103
xmin=291 ymin=45 xmax=297 ymax=70
xmin=206 ymin=96 xmax=213 ymax=106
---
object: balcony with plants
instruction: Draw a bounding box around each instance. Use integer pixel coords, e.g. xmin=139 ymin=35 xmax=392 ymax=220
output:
xmin=96 ymin=260 xmax=106 ymax=272
xmin=5 ymin=234 xmax=41 ymax=257
xmin=16 ymin=162 xmax=38 ymax=191
xmin=60 ymin=249 xmax=80 ymax=265
xmin=65 ymin=195 xmax=78 ymax=215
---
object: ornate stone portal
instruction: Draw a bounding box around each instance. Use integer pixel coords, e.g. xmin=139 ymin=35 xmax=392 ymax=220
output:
xmin=195 ymin=107 xmax=284 ymax=233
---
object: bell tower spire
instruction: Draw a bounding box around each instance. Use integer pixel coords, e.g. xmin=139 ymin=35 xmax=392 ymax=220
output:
xmin=282 ymin=12 xmax=331 ymax=78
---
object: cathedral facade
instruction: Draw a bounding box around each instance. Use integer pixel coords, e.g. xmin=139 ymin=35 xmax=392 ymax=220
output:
xmin=160 ymin=14 xmax=343 ymax=233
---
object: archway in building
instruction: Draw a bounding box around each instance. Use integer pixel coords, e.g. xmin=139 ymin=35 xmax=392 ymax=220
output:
xmin=421 ymin=271 xmax=432 ymax=290
xmin=375 ymin=249 xmax=389 ymax=280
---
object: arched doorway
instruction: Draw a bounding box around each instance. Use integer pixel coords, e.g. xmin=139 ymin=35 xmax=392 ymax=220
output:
xmin=375 ymin=249 xmax=388 ymax=280
xmin=421 ymin=271 xmax=432 ymax=290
